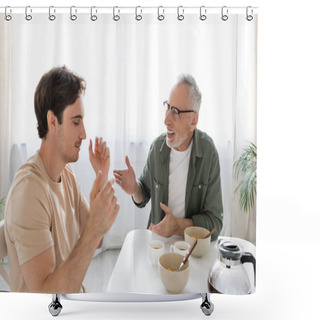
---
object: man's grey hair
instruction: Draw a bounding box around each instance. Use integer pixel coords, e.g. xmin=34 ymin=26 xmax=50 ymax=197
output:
xmin=176 ymin=74 xmax=202 ymax=112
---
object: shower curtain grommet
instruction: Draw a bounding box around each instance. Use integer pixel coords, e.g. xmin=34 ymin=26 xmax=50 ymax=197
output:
xmin=48 ymin=6 xmax=56 ymax=21
xmin=70 ymin=6 xmax=77 ymax=21
xmin=177 ymin=6 xmax=184 ymax=21
xmin=90 ymin=6 xmax=98 ymax=21
xmin=221 ymin=6 xmax=229 ymax=21
xmin=113 ymin=6 xmax=120 ymax=21
xmin=157 ymin=6 xmax=165 ymax=21
xmin=25 ymin=6 xmax=32 ymax=21
xmin=135 ymin=6 xmax=142 ymax=21
xmin=4 ymin=6 xmax=12 ymax=21
xmin=246 ymin=6 xmax=254 ymax=21
xmin=200 ymin=6 xmax=207 ymax=21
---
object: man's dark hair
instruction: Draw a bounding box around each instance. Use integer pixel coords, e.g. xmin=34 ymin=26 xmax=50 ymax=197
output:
xmin=34 ymin=66 xmax=86 ymax=139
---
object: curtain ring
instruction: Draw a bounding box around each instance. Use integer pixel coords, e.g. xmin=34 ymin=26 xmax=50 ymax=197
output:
xmin=5 ymin=6 xmax=12 ymax=21
xmin=49 ymin=6 xmax=56 ymax=21
xmin=246 ymin=6 xmax=254 ymax=21
xmin=135 ymin=6 xmax=142 ymax=21
xmin=70 ymin=6 xmax=77 ymax=21
xmin=157 ymin=6 xmax=165 ymax=21
xmin=90 ymin=6 xmax=98 ymax=21
xmin=177 ymin=6 xmax=184 ymax=21
xmin=221 ymin=6 xmax=228 ymax=21
xmin=200 ymin=6 xmax=207 ymax=21
xmin=25 ymin=6 xmax=32 ymax=21
xmin=113 ymin=6 xmax=120 ymax=21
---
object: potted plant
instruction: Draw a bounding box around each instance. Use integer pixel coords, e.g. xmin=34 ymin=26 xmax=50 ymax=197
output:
xmin=233 ymin=143 xmax=257 ymax=213
xmin=0 ymin=197 xmax=5 ymax=221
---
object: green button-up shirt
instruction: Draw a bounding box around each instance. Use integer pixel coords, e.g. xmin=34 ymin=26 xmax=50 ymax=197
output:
xmin=135 ymin=128 xmax=223 ymax=241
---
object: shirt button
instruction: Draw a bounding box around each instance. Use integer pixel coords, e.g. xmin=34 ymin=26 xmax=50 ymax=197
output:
xmin=156 ymin=184 xmax=158 ymax=189
xmin=199 ymin=185 xmax=202 ymax=189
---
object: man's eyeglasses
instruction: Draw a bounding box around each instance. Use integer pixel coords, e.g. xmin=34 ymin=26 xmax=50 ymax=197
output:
xmin=163 ymin=101 xmax=195 ymax=119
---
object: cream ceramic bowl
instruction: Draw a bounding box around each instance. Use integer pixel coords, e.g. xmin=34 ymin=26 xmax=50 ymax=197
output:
xmin=158 ymin=253 xmax=189 ymax=294
xmin=184 ymin=226 xmax=210 ymax=258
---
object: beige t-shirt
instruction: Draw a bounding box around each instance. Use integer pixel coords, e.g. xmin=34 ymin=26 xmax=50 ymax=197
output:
xmin=4 ymin=151 xmax=88 ymax=292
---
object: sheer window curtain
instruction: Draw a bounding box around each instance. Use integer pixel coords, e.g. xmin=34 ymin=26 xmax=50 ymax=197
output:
xmin=0 ymin=8 xmax=257 ymax=246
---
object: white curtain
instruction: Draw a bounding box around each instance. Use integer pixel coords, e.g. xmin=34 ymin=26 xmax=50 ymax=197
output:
xmin=0 ymin=8 xmax=257 ymax=246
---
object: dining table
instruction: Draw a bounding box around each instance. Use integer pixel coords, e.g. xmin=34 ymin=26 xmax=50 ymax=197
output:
xmin=63 ymin=228 xmax=256 ymax=312
xmin=106 ymin=229 xmax=256 ymax=296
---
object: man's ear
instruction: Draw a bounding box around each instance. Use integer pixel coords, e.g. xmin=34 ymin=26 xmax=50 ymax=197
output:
xmin=47 ymin=110 xmax=58 ymax=133
xmin=190 ymin=112 xmax=199 ymax=131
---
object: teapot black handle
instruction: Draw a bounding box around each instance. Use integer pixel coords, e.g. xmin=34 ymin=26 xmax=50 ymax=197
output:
xmin=241 ymin=252 xmax=256 ymax=289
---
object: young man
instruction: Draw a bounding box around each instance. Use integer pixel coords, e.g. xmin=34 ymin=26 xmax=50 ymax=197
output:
xmin=4 ymin=66 xmax=119 ymax=293
xmin=114 ymin=74 xmax=223 ymax=240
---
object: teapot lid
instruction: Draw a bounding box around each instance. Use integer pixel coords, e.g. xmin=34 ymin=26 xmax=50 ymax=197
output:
xmin=218 ymin=241 xmax=242 ymax=260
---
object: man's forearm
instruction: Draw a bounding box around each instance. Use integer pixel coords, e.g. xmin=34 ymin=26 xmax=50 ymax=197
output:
xmin=79 ymin=204 xmax=103 ymax=249
xmin=176 ymin=218 xmax=194 ymax=236
xmin=39 ymin=226 xmax=101 ymax=293
xmin=132 ymin=181 xmax=143 ymax=204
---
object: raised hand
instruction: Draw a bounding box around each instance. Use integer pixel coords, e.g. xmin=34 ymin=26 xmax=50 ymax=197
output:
xmin=88 ymin=171 xmax=119 ymax=239
xmin=89 ymin=137 xmax=110 ymax=187
xmin=113 ymin=156 xmax=138 ymax=196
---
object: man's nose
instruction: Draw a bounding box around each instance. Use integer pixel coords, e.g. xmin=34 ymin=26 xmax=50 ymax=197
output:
xmin=164 ymin=108 xmax=172 ymax=126
xmin=80 ymin=123 xmax=87 ymax=140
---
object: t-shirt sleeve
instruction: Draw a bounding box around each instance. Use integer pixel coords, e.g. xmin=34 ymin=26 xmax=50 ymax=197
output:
xmin=6 ymin=179 xmax=54 ymax=266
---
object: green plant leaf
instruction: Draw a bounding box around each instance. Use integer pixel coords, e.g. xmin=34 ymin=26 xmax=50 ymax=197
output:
xmin=0 ymin=197 xmax=6 ymax=221
xmin=233 ymin=143 xmax=256 ymax=213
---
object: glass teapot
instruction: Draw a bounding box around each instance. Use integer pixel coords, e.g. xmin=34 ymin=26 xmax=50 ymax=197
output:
xmin=208 ymin=240 xmax=256 ymax=295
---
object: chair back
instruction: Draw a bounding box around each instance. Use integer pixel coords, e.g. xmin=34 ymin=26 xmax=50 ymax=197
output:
xmin=0 ymin=220 xmax=10 ymax=286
